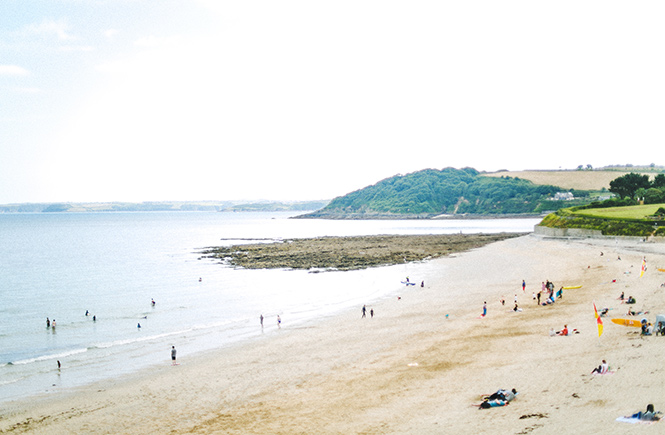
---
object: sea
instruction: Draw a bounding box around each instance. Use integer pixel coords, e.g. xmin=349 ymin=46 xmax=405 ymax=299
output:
xmin=0 ymin=211 xmax=540 ymax=404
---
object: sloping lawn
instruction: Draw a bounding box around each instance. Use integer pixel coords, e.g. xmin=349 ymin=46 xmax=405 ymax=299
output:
xmin=573 ymin=203 xmax=665 ymax=220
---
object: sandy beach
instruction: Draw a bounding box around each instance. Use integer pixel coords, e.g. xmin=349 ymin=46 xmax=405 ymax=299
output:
xmin=2 ymin=234 xmax=665 ymax=434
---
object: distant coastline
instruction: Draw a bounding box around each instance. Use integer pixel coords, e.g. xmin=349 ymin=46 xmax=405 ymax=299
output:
xmin=0 ymin=200 xmax=329 ymax=214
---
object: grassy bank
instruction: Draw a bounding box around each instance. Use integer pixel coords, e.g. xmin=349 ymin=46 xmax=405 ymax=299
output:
xmin=539 ymin=203 xmax=665 ymax=236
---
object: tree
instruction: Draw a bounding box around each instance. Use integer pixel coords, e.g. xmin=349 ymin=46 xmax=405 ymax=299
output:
xmin=644 ymin=188 xmax=665 ymax=205
xmin=609 ymin=173 xmax=651 ymax=199
xmin=653 ymin=174 xmax=665 ymax=188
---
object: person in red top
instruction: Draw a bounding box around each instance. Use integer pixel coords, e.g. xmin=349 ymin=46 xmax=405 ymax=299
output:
xmin=557 ymin=325 xmax=569 ymax=336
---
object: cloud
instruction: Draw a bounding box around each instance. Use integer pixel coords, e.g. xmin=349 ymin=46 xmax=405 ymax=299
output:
xmin=23 ymin=18 xmax=74 ymax=41
xmin=104 ymin=29 xmax=119 ymax=39
xmin=13 ymin=87 xmax=41 ymax=94
xmin=0 ymin=65 xmax=30 ymax=76
xmin=133 ymin=34 xmax=182 ymax=48
xmin=59 ymin=45 xmax=94 ymax=52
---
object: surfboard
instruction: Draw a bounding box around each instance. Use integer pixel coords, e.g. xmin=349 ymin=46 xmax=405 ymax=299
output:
xmin=562 ymin=285 xmax=582 ymax=289
xmin=611 ymin=318 xmax=642 ymax=328
xmin=658 ymin=268 xmax=665 ymax=272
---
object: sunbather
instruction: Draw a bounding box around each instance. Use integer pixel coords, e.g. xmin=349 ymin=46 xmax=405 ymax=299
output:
xmin=479 ymin=388 xmax=517 ymax=408
xmin=629 ymin=404 xmax=661 ymax=421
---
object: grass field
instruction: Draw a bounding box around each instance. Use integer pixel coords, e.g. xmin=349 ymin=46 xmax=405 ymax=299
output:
xmin=573 ymin=203 xmax=665 ymax=219
xmin=482 ymin=170 xmax=657 ymax=191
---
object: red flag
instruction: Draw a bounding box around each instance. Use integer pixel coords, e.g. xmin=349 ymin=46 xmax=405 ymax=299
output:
xmin=593 ymin=302 xmax=603 ymax=337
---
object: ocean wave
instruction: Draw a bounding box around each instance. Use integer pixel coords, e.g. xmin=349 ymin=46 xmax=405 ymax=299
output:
xmin=89 ymin=318 xmax=247 ymax=350
xmin=10 ymin=348 xmax=88 ymax=366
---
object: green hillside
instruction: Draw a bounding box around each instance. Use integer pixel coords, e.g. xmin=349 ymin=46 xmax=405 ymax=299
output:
xmin=301 ymin=167 xmax=584 ymax=218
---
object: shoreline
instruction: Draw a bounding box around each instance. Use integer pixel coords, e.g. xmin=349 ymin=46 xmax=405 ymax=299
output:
xmin=3 ymin=235 xmax=665 ymax=434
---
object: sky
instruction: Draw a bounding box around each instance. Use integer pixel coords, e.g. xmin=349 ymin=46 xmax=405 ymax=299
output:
xmin=1 ymin=1 xmax=664 ymax=204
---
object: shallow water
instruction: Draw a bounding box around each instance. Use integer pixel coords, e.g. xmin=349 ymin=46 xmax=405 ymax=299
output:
xmin=0 ymin=211 xmax=539 ymax=403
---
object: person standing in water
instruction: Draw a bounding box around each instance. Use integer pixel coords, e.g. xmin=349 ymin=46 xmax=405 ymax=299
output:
xmin=260 ymin=314 xmax=264 ymax=327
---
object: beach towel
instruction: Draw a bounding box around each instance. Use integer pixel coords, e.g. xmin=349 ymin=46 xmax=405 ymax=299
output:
xmin=616 ymin=416 xmax=660 ymax=424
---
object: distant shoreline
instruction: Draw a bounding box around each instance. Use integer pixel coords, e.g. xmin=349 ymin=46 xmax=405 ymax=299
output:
xmin=293 ymin=212 xmax=547 ymax=220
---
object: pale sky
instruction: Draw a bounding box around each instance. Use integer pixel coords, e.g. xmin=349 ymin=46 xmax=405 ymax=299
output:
xmin=1 ymin=1 xmax=664 ymax=203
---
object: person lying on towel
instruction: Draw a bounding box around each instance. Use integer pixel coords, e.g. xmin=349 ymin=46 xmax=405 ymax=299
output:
xmin=479 ymin=388 xmax=517 ymax=408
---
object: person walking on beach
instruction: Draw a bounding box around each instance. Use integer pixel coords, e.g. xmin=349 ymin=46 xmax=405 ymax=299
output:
xmin=260 ymin=314 xmax=264 ymax=327
xmin=522 ymin=280 xmax=526 ymax=292
xmin=370 ymin=308 xmax=374 ymax=318
xmin=277 ymin=315 xmax=281 ymax=328
xmin=171 ymin=346 xmax=177 ymax=365
xmin=537 ymin=292 xmax=541 ymax=305
xmin=482 ymin=301 xmax=487 ymax=317
xmin=362 ymin=305 xmax=367 ymax=318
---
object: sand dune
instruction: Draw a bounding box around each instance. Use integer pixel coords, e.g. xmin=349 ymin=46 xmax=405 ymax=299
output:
xmin=2 ymin=235 xmax=664 ymax=434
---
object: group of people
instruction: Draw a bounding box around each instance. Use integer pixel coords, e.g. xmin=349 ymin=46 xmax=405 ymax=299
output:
xmin=259 ymin=314 xmax=281 ymax=328
xmin=641 ymin=319 xmax=655 ymax=336
xmin=549 ymin=324 xmax=578 ymax=336
xmin=539 ymin=280 xmax=561 ymax=306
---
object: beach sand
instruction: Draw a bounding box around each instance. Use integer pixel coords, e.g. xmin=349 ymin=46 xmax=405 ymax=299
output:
xmin=2 ymin=235 xmax=665 ymax=434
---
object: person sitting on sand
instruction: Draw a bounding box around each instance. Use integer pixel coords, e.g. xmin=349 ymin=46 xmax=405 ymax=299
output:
xmin=629 ymin=404 xmax=661 ymax=421
xmin=626 ymin=296 xmax=636 ymax=304
xmin=591 ymin=359 xmax=609 ymax=374
xmin=557 ymin=325 xmax=569 ymax=336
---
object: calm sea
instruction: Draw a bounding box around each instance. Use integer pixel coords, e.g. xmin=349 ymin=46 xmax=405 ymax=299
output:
xmin=0 ymin=211 xmax=539 ymax=403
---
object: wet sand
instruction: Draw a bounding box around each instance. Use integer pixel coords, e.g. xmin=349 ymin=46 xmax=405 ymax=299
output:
xmin=2 ymin=235 xmax=665 ymax=434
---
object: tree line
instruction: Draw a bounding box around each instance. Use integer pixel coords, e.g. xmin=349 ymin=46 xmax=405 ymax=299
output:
xmin=609 ymin=173 xmax=665 ymax=204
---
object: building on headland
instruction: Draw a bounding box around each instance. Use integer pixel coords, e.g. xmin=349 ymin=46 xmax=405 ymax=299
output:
xmin=552 ymin=192 xmax=575 ymax=201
